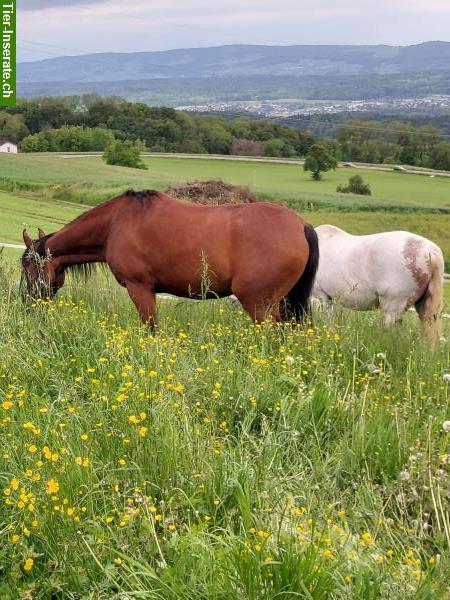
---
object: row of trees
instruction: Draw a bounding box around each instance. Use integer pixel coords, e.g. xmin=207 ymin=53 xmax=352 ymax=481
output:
xmin=1 ymin=96 xmax=450 ymax=170
xmin=337 ymin=120 xmax=450 ymax=171
xmin=20 ymin=125 xmax=115 ymax=152
xmin=0 ymin=96 xmax=315 ymax=158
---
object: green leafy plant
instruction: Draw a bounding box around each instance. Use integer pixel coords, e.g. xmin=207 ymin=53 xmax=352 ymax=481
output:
xmin=337 ymin=174 xmax=372 ymax=196
xmin=103 ymin=140 xmax=147 ymax=169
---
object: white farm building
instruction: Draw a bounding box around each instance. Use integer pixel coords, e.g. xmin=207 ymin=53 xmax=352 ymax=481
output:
xmin=0 ymin=140 xmax=18 ymax=153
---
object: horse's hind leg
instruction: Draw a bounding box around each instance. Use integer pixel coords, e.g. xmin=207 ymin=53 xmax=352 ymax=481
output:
xmin=125 ymin=281 xmax=157 ymax=331
xmin=236 ymin=292 xmax=280 ymax=323
xmin=415 ymin=257 xmax=444 ymax=345
xmin=415 ymin=290 xmax=443 ymax=345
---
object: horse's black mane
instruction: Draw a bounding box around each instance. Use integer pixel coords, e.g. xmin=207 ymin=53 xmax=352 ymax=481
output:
xmin=68 ymin=189 xmax=159 ymax=227
xmin=123 ymin=188 xmax=159 ymax=206
xmin=66 ymin=261 xmax=102 ymax=279
xmin=35 ymin=234 xmax=55 ymax=256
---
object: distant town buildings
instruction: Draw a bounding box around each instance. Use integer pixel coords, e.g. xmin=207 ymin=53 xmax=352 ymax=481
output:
xmin=177 ymin=96 xmax=450 ymax=119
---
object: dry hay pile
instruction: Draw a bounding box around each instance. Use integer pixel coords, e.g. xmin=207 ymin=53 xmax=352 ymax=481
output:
xmin=164 ymin=179 xmax=258 ymax=205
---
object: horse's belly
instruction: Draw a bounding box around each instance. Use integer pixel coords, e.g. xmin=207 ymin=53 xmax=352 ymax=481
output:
xmin=155 ymin=278 xmax=232 ymax=299
xmin=328 ymin=284 xmax=378 ymax=310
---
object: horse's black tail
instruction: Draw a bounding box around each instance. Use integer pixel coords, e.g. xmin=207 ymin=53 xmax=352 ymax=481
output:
xmin=283 ymin=223 xmax=319 ymax=322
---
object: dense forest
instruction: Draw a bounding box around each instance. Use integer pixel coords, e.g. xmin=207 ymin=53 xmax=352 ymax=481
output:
xmin=1 ymin=96 xmax=450 ymax=170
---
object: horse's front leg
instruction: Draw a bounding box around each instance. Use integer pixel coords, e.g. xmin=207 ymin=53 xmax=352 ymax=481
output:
xmin=314 ymin=290 xmax=333 ymax=320
xmin=125 ymin=281 xmax=157 ymax=331
xmin=379 ymin=296 xmax=407 ymax=328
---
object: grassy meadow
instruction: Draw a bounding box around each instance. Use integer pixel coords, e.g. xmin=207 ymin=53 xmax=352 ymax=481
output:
xmin=1 ymin=153 xmax=450 ymax=211
xmin=0 ymin=263 xmax=450 ymax=598
xmin=0 ymin=153 xmax=450 ymax=597
xmin=0 ymin=191 xmax=83 ymax=245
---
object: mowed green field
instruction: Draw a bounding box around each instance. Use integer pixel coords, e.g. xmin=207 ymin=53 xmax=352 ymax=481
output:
xmin=1 ymin=153 xmax=450 ymax=210
xmin=0 ymin=191 xmax=83 ymax=244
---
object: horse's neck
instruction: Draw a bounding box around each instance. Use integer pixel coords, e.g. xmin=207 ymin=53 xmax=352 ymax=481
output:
xmin=47 ymin=205 xmax=112 ymax=266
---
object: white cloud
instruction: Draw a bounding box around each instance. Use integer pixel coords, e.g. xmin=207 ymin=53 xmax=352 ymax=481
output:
xmin=20 ymin=0 xmax=108 ymax=9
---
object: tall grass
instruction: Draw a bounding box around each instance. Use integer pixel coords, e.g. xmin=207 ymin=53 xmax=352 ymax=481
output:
xmin=0 ymin=263 xmax=449 ymax=598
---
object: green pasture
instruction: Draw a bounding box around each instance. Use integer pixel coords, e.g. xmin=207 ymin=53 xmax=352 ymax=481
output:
xmin=0 ymin=191 xmax=83 ymax=245
xmin=1 ymin=153 xmax=450 ymax=211
xmin=445 ymin=282 xmax=450 ymax=303
xmin=138 ymin=157 xmax=450 ymax=211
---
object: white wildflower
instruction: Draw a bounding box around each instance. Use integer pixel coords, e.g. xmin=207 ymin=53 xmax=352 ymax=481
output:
xmin=376 ymin=352 xmax=386 ymax=360
xmin=442 ymin=421 xmax=450 ymax=432
xmin=443 ymin=374 xmax=450 ymax=383
xmin=285 ymin=355 xmax=295 ymax=367
xmin=399 ymin=470 xmax=410 ymax=481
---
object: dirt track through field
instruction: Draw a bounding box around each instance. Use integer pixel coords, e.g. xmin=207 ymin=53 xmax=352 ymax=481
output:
xmin=0 ymin=242 xmax=24 ymax=249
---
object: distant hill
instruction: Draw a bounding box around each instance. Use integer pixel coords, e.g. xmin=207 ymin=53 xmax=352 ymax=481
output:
xmin=18 ymin=41 xmax=450 ymax=83
xmin=18 ymin=71 xmax=450 ymax=105
xmin=17 ymin=42 xmax=450 ymax=105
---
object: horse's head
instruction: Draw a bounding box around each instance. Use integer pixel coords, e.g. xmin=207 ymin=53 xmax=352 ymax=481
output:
xmin=20 ymin=229 xmax=64 ymax=301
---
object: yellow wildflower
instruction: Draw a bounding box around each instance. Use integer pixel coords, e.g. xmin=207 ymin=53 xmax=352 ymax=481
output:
xmin=46 ymin=479 xmax=59 ymax=495
xmin=23 ymin=558 xmax=34 ymax=572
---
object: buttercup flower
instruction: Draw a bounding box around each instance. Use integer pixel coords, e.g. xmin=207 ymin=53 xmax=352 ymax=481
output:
xmin=23 ymin=558 xmax=34 ymax=572
xmin=46 ymin=479 xmax=59 ymax=495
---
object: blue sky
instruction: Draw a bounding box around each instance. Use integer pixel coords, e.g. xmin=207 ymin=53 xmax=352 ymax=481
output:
xmin=19 ymin=0 xmax=450 ymax=62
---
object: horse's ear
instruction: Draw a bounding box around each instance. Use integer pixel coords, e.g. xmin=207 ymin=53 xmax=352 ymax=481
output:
xmin=23 ymin=229 xmax=33 ymax=249
xmin=38 ymin=228 xmax=46 ymax=239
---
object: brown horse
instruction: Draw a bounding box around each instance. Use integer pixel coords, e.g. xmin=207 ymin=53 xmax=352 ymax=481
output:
xmin=21 ymin=190 xmax=319 ymax=328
